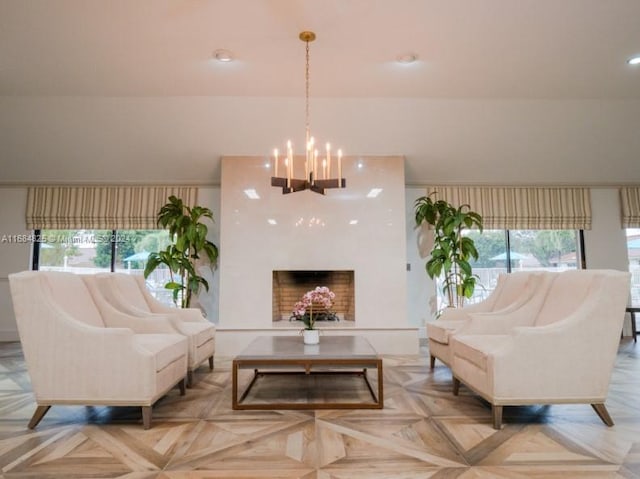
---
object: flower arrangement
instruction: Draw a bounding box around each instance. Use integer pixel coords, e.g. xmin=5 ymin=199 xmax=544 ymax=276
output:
xmin=290 ymin=286 xmax=338 ymax=330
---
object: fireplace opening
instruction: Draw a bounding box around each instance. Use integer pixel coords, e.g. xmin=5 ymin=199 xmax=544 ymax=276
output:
xmin=272 ymin=270 xmax=355 ymax=323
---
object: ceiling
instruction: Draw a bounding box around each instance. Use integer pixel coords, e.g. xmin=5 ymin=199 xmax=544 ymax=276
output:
xmin=2 ymin=0 xmax=640 ymax=99
xmin=1 ymin=0 xmax=640 ymax=186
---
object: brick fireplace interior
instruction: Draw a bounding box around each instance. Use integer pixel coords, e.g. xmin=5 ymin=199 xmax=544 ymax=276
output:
xmin=272 ymin=270 xmax=355 ymax=322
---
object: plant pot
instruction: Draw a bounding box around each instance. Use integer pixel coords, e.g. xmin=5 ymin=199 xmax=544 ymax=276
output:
xmin=303 ymin=329 xmax=320 ymax=345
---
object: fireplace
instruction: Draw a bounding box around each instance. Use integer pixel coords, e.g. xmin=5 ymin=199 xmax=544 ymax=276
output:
xmin=272 ymin=270 xmax=355 ymax=322
xmin=218 ymin=155 xmax=417 ymax=356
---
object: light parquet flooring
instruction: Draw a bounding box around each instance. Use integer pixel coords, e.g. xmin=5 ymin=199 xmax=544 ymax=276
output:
xmin=1 ymin=339 xmax=640 ymax=478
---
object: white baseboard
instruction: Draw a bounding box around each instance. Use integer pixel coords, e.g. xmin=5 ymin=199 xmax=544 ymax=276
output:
xmin=0 ymin=330 xmax=20 ymax=342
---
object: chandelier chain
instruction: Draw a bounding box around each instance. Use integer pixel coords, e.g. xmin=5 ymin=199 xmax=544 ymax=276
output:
xmin=305 ymin=38 xmax=310 ymax=139
xmin=270 ymin=31 xmax=345 ymax=195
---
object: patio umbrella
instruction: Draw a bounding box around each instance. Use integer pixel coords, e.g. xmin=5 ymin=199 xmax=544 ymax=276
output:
xmin=628 ymin=238 xmax=640 ymax=249
xmin=123 ymin=251 xmax=151 ymax=262
xmin=490 ymin=251 xmax=528 ymax=261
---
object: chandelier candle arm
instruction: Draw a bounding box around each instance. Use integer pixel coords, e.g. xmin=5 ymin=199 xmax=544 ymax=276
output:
xmin=270 ymin=31 xmax=347 ymax=195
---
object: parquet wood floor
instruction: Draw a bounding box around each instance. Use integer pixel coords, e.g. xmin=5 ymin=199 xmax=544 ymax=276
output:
xmin=1 ymin=339 xmax=639 ymax=478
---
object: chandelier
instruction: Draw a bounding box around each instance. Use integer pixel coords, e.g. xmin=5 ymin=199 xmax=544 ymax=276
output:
xmin=271 ymin=31 xmax=346 ymax=195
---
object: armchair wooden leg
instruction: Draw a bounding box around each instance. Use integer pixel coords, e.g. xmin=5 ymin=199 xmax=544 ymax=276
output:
xmin=492 ymin=405 xmax=503 ymax=429
xmin=178 ymin=377 xmax=186 ymax=396
xmin=28 ymin=405 xmax=51 ymax=429
xmin=453 ymin=377 xmax=460 ymax=396
xmin=141 ymin=406 xmax=152 ymax=430
xmin=187 ymin=370 xmax=193 ymax=388
xmin=429 ymin=355 xmax=435 ymax=369
xmin=208 ymin=355 xmax=214 ymax=370
xmin=591 ymin=403 xmax=614 ymax=426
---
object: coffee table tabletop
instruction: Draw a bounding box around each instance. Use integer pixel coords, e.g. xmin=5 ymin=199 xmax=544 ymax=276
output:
xmin=232 ymin=335 xmax=383 ymax=410
xmin=235 ymin=335 xmax=379 ymax=360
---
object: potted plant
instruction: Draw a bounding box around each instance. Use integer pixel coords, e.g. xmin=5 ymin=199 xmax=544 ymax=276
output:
xmin=414 ymin=192 xmax=483 ymax=309
xmin=290 ymin=286 xmax=336 ymax=344
xmin=144 ymin=195 xmax=219 ymax=308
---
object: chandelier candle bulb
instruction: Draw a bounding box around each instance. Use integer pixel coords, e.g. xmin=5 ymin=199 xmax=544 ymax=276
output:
xmin=314 ymin=149 xmax=319 ymax=180
xmin=273 ymin=149 xmax=279 ymax=177
xmin=287 ymin=141 xmax=293 ymax=183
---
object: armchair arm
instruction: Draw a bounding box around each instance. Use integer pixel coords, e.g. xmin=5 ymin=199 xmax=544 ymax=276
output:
xmin=147 ymin=299 xmax=208 ymax=323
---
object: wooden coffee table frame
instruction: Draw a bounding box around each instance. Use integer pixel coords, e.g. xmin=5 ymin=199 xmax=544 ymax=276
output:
xmin=232 ymin=357 xmax=384 ymax=410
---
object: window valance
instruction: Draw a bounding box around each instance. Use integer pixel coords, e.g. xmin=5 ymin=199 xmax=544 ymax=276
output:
xmin=620 ymin=187 xmax=640 ymax=228
xmin=423 ymin=186 xmax=591 ymax=230
xmin=26 ymin=186 xmax=198 ymax=230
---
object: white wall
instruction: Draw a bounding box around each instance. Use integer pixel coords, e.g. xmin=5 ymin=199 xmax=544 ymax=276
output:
xmin=405 ymin=187 xmax=434 ymax=335
xmin=583 ymin=188 xmax=634 ymax=335
xmin=583 ymin=188 xmax=629 ymax=271
xmin=0 ymin=188 xmax=31 ymax=340
xmin=191 ymin=186 xmax=221 ymax=324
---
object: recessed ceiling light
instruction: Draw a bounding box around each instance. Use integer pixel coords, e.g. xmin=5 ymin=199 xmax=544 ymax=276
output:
xmin=213 ymin=49 xmax=234 ymax=62
xmin=243 ymin=189 xmax=260 ymax=199
xmin=367 ymin=188 xmax=383 ymax=198
xmin=396 ymin=53 xmax=418 ymax=64
xmin=628 ymin=56 xmax=640 ymax=65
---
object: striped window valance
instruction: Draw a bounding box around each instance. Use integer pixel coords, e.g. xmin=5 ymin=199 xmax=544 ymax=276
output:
xmin=424 ymin=186 xmax=592 ymax=230
xmin=26 ymin=186 xmax=198 ymax=230
xmin=620 ymin=187 xmax=640 ymax=228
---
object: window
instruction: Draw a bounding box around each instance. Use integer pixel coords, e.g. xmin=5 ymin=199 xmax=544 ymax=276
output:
xmin=434 ymin=229 xmax=583 ymax=309
xmin=37 ymin=230 xmax=112 ymax=273
xmin=34 ymin=228 xmax=173 ymax=304
xmin=627 ymin=228 xmax=640 ymax=306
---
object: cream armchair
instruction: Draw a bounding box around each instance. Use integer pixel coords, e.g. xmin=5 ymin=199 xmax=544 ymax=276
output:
xmin=450 ymin=269 xmax=630 ymax=429
xmin=427 ymin=271 xmax=552 ymax=368
xmin=84 ymin=273 xmax=215 ymax=386
xmin=8 ymin=271 xmax=189 ymax=429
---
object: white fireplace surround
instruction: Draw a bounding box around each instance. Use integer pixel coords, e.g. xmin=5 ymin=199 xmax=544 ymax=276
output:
xmin=217 ymin=155 xmax=418 ymax=355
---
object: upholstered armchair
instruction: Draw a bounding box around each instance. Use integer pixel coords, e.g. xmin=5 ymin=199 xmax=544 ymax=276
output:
xmin=450 ymin=269 xmax=630 ymax=429
xmin=427 ymin=271 xmax=551 ymax=368
xmin=84 ymin=273 xmax=215 ymax=386
xmin=8 ymin=271 xmax=189 ymax=429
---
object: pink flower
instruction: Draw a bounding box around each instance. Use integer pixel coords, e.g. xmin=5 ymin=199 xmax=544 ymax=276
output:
xmin=291 ymin=286 xmax=335 ymax=320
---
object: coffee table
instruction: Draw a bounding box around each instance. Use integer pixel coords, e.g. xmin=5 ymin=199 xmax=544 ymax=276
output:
xmin=232 ymin=335 xmax=383 ymax=410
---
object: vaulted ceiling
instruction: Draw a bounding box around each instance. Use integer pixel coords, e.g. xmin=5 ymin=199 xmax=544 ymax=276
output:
xmin=1 ymin=0 xmax=639 ymax=185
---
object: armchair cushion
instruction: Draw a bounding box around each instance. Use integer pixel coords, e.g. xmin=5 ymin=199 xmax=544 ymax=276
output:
xmin=134 ymin=334 xmax=189 ymax=372
xmin=41 ymin=271 xmax=105 ymax=328
xmin=178 ymin=321 xmax=215 ymax=348
xmin=451 ymin=334 xmax=509 ymax=371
